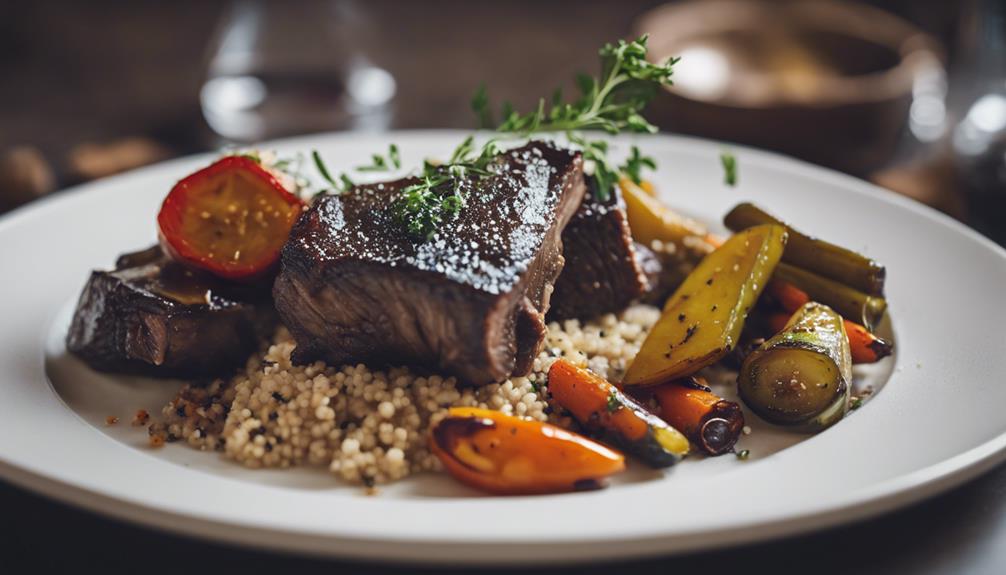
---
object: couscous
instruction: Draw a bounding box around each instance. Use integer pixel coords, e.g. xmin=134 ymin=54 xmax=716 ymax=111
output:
xmin=153 ymin=305 xmax=662 ymax=486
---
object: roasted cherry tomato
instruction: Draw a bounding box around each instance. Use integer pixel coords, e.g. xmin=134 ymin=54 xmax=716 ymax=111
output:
xmin=157 ymin=156 xmax=305 ymax=280
xmin=429 ymin=407 xmax=625 ymax=495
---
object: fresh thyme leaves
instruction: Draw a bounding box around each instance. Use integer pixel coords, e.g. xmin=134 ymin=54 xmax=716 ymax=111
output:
xmin=471 ymin=84 xmax=494 ymax=129
xmin=390 ymin=144 xmax=401 ymax=170
xmin=312 ymin=150 xmax=336 ymax=186
xmin=389 ymin=136 xmax=505 ymax=240
xmin=720 ymin=150 xmax=738 ymax=186
xmin=620 ymin=145 xmax=657 ymax=185
xmin=357 ymin=144 xmax=402 ymax=172
xmin=493 ymin=36 xmax=678 ymax=136
xmin=312 ymin=150 xmax=354 ymax=196
xmin=606 ymin=389 xmax=622 ymax=413
xmin=736 ymin=449 xmax=750 ymax=460
xmin=476 ymin=35 xmax=676 ymax=201
xmin=339 ymin=36 xmax=676 ymax=240
xmin=394 ymin=180 xmax=464 ymax=241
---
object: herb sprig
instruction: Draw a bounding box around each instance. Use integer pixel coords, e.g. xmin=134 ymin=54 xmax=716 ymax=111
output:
xmin=621 ymin=145 xmax=657 ymax=186
xmin=317 ymin=36 xmax=678 ymax=240
xmin=392 ymin=136 xmax=504 ymax=240
xmin=312 ymin=151 xmax=355 ymax=196
xmin=720 ymin=151 xmax=738 ymax=187
xmin=481 ymin=37 xmax=677 ymax=136
xmin=357 ymin=144 xmax=401 ymax=172
xmin=476 ymin=35 xmax=676 ymax=200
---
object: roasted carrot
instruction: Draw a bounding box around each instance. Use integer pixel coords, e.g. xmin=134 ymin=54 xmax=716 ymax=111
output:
xmin=844 ymin=319 xmax=894 ymax=364
xmin=765 ymin=311 xmax=791 ymax=335
xmin=429 ymin=407 xmax=625 ymax=495
xmin=774 ymin=263 xmax=888 ymax=331
xmin=764 ymin=309 xmax=893 ymax=364
xmin=767 ymin=279 xmax=811 ymax=314
xmin=649 ymin=378 xmax=745 ymax=455
xmin=547 ymin=359 xmax=689 ymax=467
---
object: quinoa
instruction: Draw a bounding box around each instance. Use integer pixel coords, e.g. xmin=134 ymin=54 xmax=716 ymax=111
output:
xmin=157 ymin=304 xmax=661 ymax=486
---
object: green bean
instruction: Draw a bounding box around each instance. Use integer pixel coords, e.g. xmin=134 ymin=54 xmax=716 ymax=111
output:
xmin=724 ymin=202 xmax=886 ymax=296
xmin=774 ymin=263 xmax=887 ymax=332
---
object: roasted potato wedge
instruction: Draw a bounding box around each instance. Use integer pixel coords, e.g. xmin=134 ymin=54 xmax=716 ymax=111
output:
xmin=623 ymin=224 xmax=787 ymax=386
xmin=620 ymin=177 xmax=711 ymax=249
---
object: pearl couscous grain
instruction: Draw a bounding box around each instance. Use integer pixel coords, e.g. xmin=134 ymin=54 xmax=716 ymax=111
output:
xmin=157 ymin=304 xmax=661 ymax=485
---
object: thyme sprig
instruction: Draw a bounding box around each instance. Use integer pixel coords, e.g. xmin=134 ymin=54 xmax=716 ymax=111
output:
xmin=312 ymin=150 xmax=354 ymax=196
xmin=392 ymin=137 xmax=503 ymax=240
xmin=473 ymin=34 xmax=676 ymax=201
xmin=319 ymin=36 xmax=677 ymax=240
xmin=720 ymin=150 xmax=738 ymax=187
xmin=357 ymin=144 xmax=401 ymax=172
xmin=622 ymin=145 xmax=657 ymax=186
xmin=485 ymin=36 xmax=678 ymax=136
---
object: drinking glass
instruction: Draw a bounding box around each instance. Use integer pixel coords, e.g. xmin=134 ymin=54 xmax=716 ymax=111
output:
xmin=200 ymin=0 xmax=396 ymax=143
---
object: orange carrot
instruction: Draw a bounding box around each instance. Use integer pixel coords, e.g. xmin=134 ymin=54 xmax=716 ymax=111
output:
xmin=547 ymin=359 xmax=689 ymax=467
xmin=844 ymin=319 xmax=894 ymax=364
xmin=765 ymin=311 xmax=791 ymax=335
xmin=764 ymin=309 xmax=893 ymax=364
xmin=767 ymin=279 xmax=811 ymax=314
xmin=648 ymin=378 xmax=744 ymax=456
xmin=429 ymin=407 xmax=625 ymax=495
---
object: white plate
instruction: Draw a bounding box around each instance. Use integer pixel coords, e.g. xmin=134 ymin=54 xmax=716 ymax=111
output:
xmin=1 ymin=131 xmax=1005 ymax=565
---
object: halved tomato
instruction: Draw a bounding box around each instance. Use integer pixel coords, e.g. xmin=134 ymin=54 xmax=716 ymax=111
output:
xmin=157 ymin=156 xmax=305 ymax=280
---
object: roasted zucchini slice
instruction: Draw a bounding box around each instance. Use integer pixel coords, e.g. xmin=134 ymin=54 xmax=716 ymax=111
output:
xmin=739 ymin=302 xmax=853 ymax=431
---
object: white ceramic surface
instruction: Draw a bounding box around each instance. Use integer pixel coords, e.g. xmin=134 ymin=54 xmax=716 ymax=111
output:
xmin=1 ymin=131 xmax=1005 ymax=565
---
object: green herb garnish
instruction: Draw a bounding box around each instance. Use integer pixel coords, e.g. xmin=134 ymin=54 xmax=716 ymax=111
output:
xmin=357 ymin=144 xmax=401 ymax=172
xmin=312 ymin=150 xmax=354 ymax=196
xmin=720 ymin=151 xmax=737 ymax=186
xmin=606 ymin=389 xmax=622 ymax=413
xmin=471 ymin=84 xmax=494 ymax=129
xmin=393 ymin=181 xmax=463 ymax=241
xmin=850 ymin=397 xmax=863 ymax=410
xmin=492 ymin=36 xmax=677 ymax=136
xmin=736 ymin=449 xmax=750 ymax=460
xmin=348 ymin=36 xmax=678 ymax=240
xmin=481 ymin=35 xmax=678 ymax=201
xmin=620 ymin=145 xmax=657 ymax=186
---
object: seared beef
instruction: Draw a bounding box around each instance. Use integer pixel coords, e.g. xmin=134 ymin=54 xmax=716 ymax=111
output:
xmin=66 ymin=246 xmax=276 ymax=378
xmin=548 ymin=181 xmax=652 ymax=321
xmin=274 ymin=141 xmax=585 ymax=385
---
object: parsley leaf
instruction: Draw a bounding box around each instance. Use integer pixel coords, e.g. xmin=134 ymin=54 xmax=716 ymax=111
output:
xmin=720 ymin=151 xmax=737 ymax=187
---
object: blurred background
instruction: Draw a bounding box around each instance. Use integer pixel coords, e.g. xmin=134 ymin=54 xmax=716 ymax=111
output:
xmin=2 ymin=0 xmax=1004 ymax=244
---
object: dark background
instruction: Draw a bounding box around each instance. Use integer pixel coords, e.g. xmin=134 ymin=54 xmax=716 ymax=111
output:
xmin=3 ymin=1 xmax=1006 ymax=573
xmin=0 ymin=0 xmax=970 ymax=181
